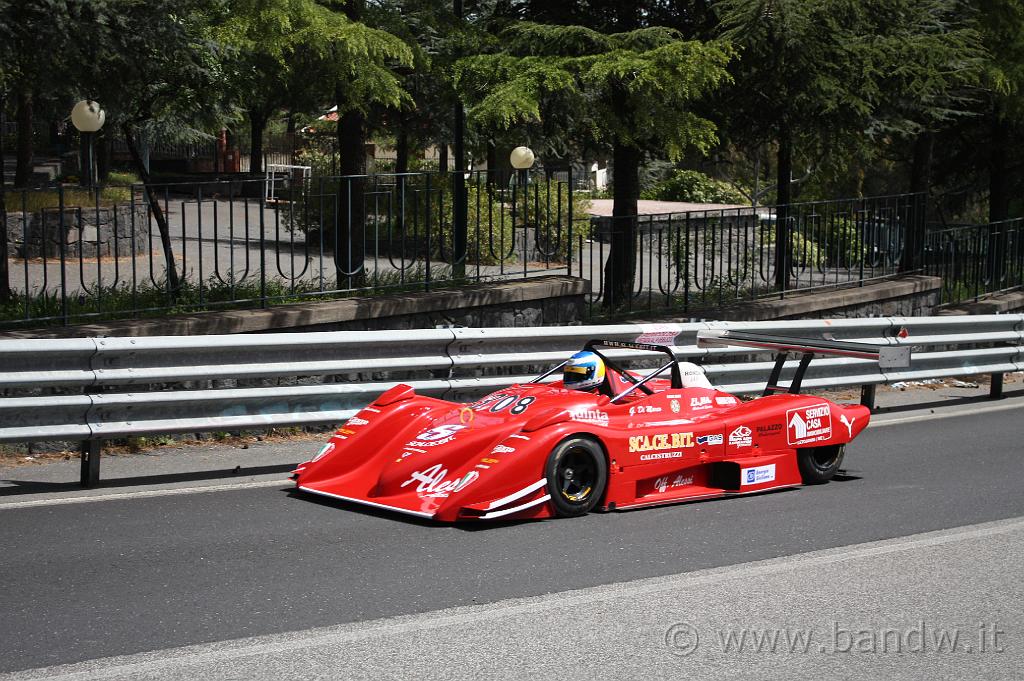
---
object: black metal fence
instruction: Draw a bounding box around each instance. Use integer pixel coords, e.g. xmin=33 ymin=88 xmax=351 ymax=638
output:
xmin=0 ymin=170 xmax=581 ymax=327
xmin=580 ymin=193 xmax=922 ymax=315
xmin=0 ymin=174 xmax=949 ymax=328
xmin=925 ymin=219 xmax=1024 ymax=304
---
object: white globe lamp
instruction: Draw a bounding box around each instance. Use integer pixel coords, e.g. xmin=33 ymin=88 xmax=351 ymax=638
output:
xmin=509 ymin=146 xmax=535 ymax=170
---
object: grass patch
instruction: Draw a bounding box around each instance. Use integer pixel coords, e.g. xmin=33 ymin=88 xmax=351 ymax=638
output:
xmin=8 ymin=185 xmax=134 ymax=212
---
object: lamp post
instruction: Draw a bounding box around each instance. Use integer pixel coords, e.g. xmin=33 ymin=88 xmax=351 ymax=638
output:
xmin=70 ymin=100 xmax=105 ymax=187
xmin=510 ymin=147 xmax=535 ymax=267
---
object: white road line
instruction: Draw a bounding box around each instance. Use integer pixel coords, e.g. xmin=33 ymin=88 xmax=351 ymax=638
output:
xmin=0 ymin=478 xmax=288 ymax=510
xmin=869 ymin=398 xmax=1024 ymax=427
xmin=7 ymin=515 xmax=1024 ymax=680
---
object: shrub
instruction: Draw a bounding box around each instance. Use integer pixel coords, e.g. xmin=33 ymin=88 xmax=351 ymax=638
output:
xmin=641 ymin=170 xmax=748 ymax=205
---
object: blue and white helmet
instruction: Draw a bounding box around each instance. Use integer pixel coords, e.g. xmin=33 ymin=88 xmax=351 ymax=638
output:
xmin=563 ymin=351 xmax=606 ymax=391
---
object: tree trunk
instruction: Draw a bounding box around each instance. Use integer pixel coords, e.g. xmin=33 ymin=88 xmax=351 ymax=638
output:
xmin=988 ymin=108 xmax=1009 ymax=287
xmin=901 ymin=130 xmax=933 ymax=272
xmin=438 ymin=144 xmax=448 ymax=174
xmin=602 ymin=142 xmax=640 ymax=307
xmin=249 ymin=109 xmax=267 ymax=175
xmin=335 ymin=83 xmax=366 ymax=290
xmin=0 ymin=93 xmax=10 ymax=302
xmin=14 ymin=89 xmax=32 ymax=188
xmin=989 ymin=113 xmax=1009 ymax=223
xmin=773 ymin=124 xmax=793 ymax=292
xmin=122 ymin=122 xmax=180 ymax=293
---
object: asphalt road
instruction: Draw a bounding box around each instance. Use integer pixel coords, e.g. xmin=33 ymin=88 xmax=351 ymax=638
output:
xmin=1 ymin=407 xmax=1023 ymax=676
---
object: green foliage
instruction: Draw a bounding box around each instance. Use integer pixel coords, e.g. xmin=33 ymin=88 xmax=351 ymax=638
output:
xmin=295 ymin=146 xmax=337 ymax=177
xmin=106 ymin=171 xmax=140 ymax=187
xmin=8 ymin=187 xmax=132 ymax=212
xmin=641 ymin=170 xmax=748 ymax=204
xmin=436 ymin=183 xmax=519 ymax=265
xmin=759 ymin=217 xmax=869 ymax=268
xmin=456 ymin=25 xmax=733 ymax=161
xmin=0 ymin=265 xmax=458 ymax=328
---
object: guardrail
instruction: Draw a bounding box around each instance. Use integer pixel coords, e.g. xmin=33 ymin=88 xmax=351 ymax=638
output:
xmin=1 ymin=314 xmax=1021 ymax=485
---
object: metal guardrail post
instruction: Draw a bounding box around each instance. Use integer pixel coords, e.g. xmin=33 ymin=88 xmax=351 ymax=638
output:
xmin=860 ymin=384 xmax=877 ymax=411
xmin=991 ymin=373 xmax=1004 ymax=399
xmin=80 ymin=439 xmax=101 ymax=487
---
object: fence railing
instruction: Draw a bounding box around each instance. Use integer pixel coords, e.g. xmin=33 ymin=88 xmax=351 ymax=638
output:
xmin=0 ymin=170 xmax=582 ymax=327
xmin=580 ymin=193 xmax=921 ymax=314
xmin=0 ymin=315 xmax=1020 ymax=485
xmin=2 ymin=173 xmax=931 ymax=328
xmin=925 ymin=219 xmax=1024 ymax=304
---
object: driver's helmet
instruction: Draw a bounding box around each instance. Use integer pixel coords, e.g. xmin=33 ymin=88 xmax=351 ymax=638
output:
xmin=563 ymin=351 xmax=606 ymax=391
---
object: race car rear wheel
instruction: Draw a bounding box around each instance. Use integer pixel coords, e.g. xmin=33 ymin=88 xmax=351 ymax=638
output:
xmin=545 ymin=437 xmax=608 ymax=517
xmin=797 ymin=444 xmax=845 ymax=484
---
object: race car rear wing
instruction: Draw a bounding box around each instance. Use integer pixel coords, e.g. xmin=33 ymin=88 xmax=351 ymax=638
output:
xmin=697 ymin=329 xmax=911 ymax=396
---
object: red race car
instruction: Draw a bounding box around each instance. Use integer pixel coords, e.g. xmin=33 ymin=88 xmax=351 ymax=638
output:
xmin=292 ymin=330 xmax=906 ymax=522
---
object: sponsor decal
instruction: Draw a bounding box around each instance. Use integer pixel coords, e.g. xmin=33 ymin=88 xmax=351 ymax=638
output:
xmin=570 ymin=408 xmax=609 ymax=425
xmin=629 ymin=405 xmax=663 ymax=416
xmin=670 ymin=400 xmax=681 ymax=414
xmin=756 ymin=423 xmax=784 ymax=436
xmin=715 ymin=396 xmax=738 ymax=406
xmin=459 ymin=407 xmax=474 ymax=425
xmin=630 ymin=432 xmax=695 ymax=453
xmin=640 ymin=451 xmax=685 ymax=461
xmin=347 ymin=416 xmax=369 ymax=426
xmin=635 ymin=325 xmax=679 ymax=346
xmin=480 ymin=457 xmax=500 ymax=464
xmin=840 ymin=413 xmax=855 ymax=437
xmin=490 ymin=444 xmax=516 ymax=454
xmin=644 ymin=418 xmax=695 ymax=427
xmin=741 ymin=464 xmax=776 ymax=486
xmin=786 ymin=403 xmax=833 ymax=445
xmin=407 ymin=424 xmax=467 ymax=448
xmin=401 ymin=464 xmax=480 ymax=498
xmin=339 ymin=428 xmax=355 ymax=435
xmin=469 ymin=392 xmax=508 ymax=410
xmin=690 ymin=396 xmax=713 ymax=409
xmin=311 ymin=442 xmax=335 ymax=462
xmin=696 ymin=433 xmax=724 ymax=446
xmin=655 ymin=474 xmax=694 ymax=493
xmin=729 ymin=426 xmax=753 ymax=448
xmin=681 ymin=366 xmax=706 ymax=380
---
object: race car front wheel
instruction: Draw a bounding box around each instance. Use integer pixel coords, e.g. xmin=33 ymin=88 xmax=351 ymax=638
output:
xmin=545 ymin=437 xmax=608 ymax=517
xmin=796 ymin=444 xmax=845 ymax=484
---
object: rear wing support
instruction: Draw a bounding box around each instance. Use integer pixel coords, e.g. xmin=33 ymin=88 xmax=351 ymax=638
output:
xmin=697 ymin=329 xmax=910 ymax=397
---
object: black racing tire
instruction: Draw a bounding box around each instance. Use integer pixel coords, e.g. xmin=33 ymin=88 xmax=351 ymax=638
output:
xmin=796 ymin=444 xmax=845 ymax=484
xmin=545 ymin=436 xmax=608 ymax=517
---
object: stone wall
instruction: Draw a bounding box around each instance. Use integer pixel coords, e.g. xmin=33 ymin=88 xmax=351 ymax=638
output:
xmin=0 ymin=275 xmax=590 ymax=338
xmin=6 ymin=204 xmax=149 ymax=259
xmin=705 ymin=275 xmax=942 ymax=321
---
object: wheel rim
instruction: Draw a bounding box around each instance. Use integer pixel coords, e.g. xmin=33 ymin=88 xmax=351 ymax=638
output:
xmin=558 ymin=448 xmax=596 ymax=503
xmin=810 ymin=446 xmax=841 ymax=471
